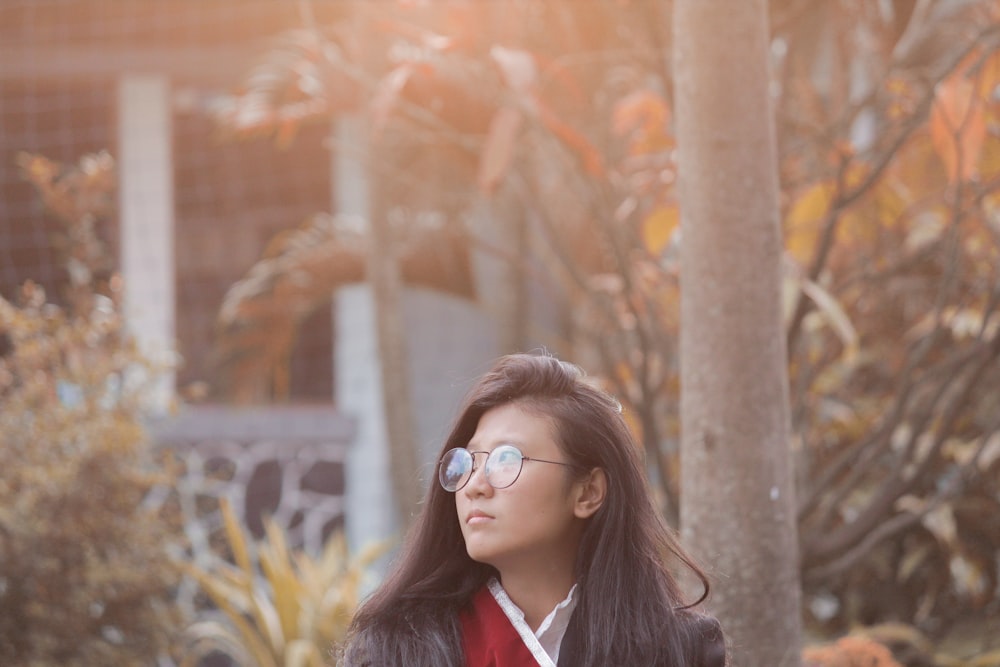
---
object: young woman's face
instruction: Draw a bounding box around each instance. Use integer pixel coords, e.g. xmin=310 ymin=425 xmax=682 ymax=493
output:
xmin=455 ymin=402 xmax=587 ymax=575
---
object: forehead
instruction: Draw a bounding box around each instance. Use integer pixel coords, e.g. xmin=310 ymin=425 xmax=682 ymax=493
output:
xmin=468 ymin=402 xmax=558 ymax=450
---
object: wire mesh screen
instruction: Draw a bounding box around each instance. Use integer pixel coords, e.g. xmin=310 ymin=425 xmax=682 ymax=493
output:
xmin=0 ymin=0 xmax=337 ymax=401
xmin=0 ymin=80 xmax=115 ymax=302
xmin=172 ymin=99 xmax=334 ymax=399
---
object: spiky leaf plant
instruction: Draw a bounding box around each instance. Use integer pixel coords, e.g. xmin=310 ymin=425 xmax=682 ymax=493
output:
xmin=182 ymin=498 xmax=386 ymax=667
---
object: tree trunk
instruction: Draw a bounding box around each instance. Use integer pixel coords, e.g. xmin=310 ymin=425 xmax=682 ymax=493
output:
xmin=673 ymin=2 xmax=803 ymax=666
xmin=350 ymin=0 xmax=423 ymax=530
xmin=368 ymin=191 xmax=422 ymax=528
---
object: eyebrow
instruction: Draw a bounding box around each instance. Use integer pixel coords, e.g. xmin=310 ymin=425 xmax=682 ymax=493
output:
xmin=465 ymin=438 xmax=523 ymax=451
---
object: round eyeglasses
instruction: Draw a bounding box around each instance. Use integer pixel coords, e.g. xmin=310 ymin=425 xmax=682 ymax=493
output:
xmin=438 ymin=444 xmax=575 ymax=492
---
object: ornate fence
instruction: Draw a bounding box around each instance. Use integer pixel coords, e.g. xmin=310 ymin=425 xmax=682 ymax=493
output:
xmin=150 ymin=405 xmax=354 ymax=616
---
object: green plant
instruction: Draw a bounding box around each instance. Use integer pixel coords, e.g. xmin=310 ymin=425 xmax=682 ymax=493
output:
xmin=182 ymin=498 xmax=385 ymax=667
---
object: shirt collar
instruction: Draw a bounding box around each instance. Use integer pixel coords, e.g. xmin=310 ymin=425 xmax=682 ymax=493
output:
xmin=487 ymin=577 xmax=578 ymax=665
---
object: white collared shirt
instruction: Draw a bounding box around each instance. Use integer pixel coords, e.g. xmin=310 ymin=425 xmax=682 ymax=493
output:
xmin=487 ymin=578 xmax=578 ymax=666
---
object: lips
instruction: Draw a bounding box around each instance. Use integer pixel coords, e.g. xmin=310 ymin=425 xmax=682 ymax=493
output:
xmin=466 ymin=509 xmax=495 ymax=524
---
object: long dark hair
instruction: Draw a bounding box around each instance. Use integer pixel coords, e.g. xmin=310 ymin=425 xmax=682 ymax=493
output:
xmin=340 ymin=353 xmax=712 ymax=666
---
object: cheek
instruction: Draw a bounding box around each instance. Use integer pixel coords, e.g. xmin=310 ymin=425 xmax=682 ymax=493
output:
xmin=516 ymin=488 xmax=567 ymax=525
xmin=543 ymin=488 xmax=583 ymax=526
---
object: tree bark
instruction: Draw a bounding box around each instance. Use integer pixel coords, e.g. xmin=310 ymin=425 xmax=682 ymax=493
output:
xmin=673 ymin=2 xmax=803 ymax=666
xmin=368 ymin=182 xmax=422 ymax=529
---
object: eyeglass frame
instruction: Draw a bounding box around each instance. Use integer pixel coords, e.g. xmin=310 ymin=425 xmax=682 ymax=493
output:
xmin=438 ymin=443 xmax=577 ymax=492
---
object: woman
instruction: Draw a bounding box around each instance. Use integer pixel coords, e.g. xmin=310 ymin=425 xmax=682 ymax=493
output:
xmin=340 ymin=353 xmax=726 ymax=666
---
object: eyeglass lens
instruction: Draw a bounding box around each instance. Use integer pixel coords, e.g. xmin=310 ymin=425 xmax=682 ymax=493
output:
xmin=438 ymin=444 xmax=525 ymax=492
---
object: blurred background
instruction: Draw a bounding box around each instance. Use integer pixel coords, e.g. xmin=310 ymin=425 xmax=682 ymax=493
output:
xmin=1 ymin=1 xmax=999 ymax=665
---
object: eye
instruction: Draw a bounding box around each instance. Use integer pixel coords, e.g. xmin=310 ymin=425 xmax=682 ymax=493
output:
xmin=438 ymin=448 xmax=473 ymax=491
xmin=485 ymin=444 xmax=525 ymax=489
xmin=491 ymin=445 xmax=523 ymax=467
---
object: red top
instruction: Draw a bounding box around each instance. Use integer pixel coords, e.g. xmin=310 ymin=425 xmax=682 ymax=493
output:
xmin=459 ymin=585 xmax=543 ymax=667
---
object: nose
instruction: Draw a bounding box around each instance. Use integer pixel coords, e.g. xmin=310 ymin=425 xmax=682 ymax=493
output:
xmin=463 ymin=457 xmax=493 ymax=498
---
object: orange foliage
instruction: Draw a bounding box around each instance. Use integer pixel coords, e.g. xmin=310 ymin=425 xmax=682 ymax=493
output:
xmin=640 ymin=205 xmax=679 ymax=257
xmin=478 ymin=106 xmax=524 ymax=193
xmin=930 ymin=50 xmax=990 ymax=185
xmin=803 ymin=636 xmax=904 ymax=667
xmin=613 ymin=88 xmax=673 ymax=155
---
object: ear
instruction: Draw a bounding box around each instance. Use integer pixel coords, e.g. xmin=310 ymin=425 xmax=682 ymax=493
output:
xmin=573 ymin=468 xmax=607 ymax=519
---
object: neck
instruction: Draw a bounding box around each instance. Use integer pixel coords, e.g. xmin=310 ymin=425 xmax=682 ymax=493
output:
xmin=496 ymin=561 xmax=576 ymax=631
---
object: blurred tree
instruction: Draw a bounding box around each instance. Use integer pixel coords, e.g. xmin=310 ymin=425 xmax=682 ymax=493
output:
xmin=210 ymin=0 xmax=1000 ymax=653
xmin=0 ymin=152 xmax=184 ymax=666
xmin=773 ymin=3 xmax=1000 ymax=649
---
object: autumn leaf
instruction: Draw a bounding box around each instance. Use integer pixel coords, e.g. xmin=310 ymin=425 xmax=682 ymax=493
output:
xmin=373 ymin=16 xmax=453 ymax=51
xmin=490 ymin=45 xmax=604 ymax=177
xmin=640 ymin=205 xmax=679 ymax=256
xmin=800 ymin=278 xmax=859 ymax=367
xmin=477 ymin=106 xmax=523 ymax=194
xmin=490 ymin=46 xmax=537 ymax=94
xmin=613 ymin=89 xmax=673 ymax=155
xmin=837 ymin=170 xmax=905 ymax=249
xmin=975 ymin=48 xmax=1000 ymax=100
xmin=785 ymin=182 xmax=833 ymax=264
xmin=979 ymin=131 xmax=1000 ymax=183
xmin=930 ymin=67 xmax=987 ymax=184
xmin=370 ymin=62 xmax=418 ymax=137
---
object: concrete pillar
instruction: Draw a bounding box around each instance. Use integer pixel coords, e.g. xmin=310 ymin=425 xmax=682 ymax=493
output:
xmin=332 ymin=116 xmax=399 ymax=554
xmin=332 ymin=118 xmax=504 ymax=561
xmin=116 ymin=74 xmax=175 ymax=414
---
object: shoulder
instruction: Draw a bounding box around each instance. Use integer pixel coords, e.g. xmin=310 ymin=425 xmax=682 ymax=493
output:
xmin=685 ymin=613 xmax=727 ymax=667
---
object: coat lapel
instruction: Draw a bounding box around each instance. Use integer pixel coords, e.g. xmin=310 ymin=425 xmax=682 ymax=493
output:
xmin=460 ymin=585 xmax=544 ymax=667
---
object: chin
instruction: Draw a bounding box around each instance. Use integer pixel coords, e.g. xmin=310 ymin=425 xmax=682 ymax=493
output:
xmin=464 ymin=541 xmax=500 ymax=567
xmin=465 ymin=547 xmax=493 ymax=564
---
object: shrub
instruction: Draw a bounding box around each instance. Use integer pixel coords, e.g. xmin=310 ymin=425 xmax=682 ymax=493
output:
xmin=0 ymin=151 xmax=183 ymax=665
xmin=0 ymin=282 xmax=183 ymax=665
